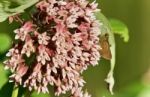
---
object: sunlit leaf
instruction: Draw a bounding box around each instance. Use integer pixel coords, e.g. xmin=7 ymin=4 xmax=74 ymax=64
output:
xmin=0 ymin=63 xmax=8 ymax=89
xmin=95 ymin=12 xmax=116 ymax=95
xmin=0 ymin=0 xmax=39 ymax=22
xmin=0 ymin=33 xmax=11 ymax=53
xmin=109 ymin=19 xmax=129 ymax=42
xmin=138 ymin=86 xmax=150 ymax=97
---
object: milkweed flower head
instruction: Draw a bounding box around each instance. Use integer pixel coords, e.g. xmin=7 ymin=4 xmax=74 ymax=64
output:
xmin=4 ymin=0 xmax=102 ymax=96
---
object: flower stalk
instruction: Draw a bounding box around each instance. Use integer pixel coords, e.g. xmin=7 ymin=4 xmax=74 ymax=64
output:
xmin=12 ymin=85 xmax=19 ymax=97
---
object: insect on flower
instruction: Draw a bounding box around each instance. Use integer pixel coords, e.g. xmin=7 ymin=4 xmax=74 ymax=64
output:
xmin=99 ymin=33 xmax=112 ymax=60
xmin=4 ymin=0 xmax=102 ymax=96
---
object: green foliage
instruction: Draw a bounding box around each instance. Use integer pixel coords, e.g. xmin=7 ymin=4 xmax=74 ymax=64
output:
xmin=138 ymin=85 xmax=150 ymax=97
xmin=0 ymin=82 xmax=14 ymax=97
xmin=31 ymin=91 xmax=51 ymax=97
xmin=109 ymin=19 xmax=129 ymax=42
xmin=95 ymin=12 xmax=112 ymax=35
xmin=0 ymin=63 xmax=8 ymax=89
xmin=0 ymin=33 xmax=11 ymax=53
xmin=0 ymin=0 xmax=39 ymax=22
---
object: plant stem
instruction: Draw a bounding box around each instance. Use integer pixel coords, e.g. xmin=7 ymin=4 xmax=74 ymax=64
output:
xmin=12 ymin=84 xmax=19 ymax=97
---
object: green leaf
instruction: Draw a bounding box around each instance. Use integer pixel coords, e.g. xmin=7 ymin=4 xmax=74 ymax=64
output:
xmin=0 ymin=33 xmax=11 ymax=53
xmin=95 ymin=12 xmax=116 ymax=95
xmin=0 ymin=63 xmax=8 ymax=89
xmin=138 ymin=86 xmax=150 ymax=97
xmin=0 ymin=82 xmax=14 ymax=97
xmin=109 ymin=19 xmax=129 ymax=42
xmin=31 ymin=91 xmax=51 ymax=97
xmin=0 ymin=0 xmax=39 ymax=22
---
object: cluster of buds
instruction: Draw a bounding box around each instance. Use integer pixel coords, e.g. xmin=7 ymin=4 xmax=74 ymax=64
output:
xmin=4 ymin=0 xmax=102 ymax=96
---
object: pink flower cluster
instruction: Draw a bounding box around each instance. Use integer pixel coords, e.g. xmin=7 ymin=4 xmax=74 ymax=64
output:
xmin=4 ymin=0 xmax=101 ymax=96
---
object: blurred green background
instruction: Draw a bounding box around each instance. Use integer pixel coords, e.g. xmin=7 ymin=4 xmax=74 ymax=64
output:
xmin=0 ymin=0 xmax=150 ymax=97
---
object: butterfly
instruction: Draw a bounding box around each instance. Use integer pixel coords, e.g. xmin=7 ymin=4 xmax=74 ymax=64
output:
xmin=99 ymin=33 xmax=112 ymax=60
